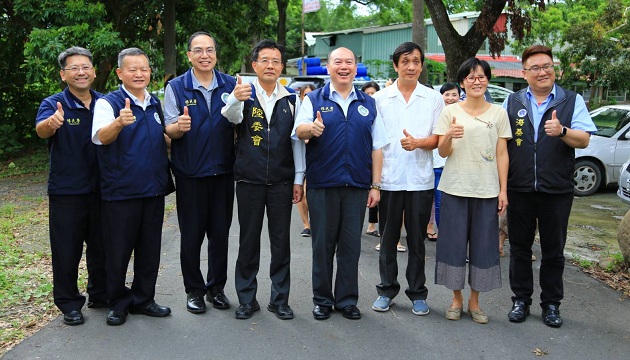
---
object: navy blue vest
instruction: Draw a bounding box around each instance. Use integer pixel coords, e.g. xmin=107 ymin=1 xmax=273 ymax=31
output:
xmin=96 ymin=87 xmax=169 ymax=200
xmin=305 ymin=83 xmax=376 ymax=189
xmin=167 ymin=69 xmax=236 ymax=177
xmin=36 ymin=87 xmax=102 ymax=195
xmin=506 ymin=85 xmax=577 ymax=193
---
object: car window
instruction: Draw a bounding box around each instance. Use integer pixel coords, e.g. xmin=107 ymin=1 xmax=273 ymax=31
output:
xmin=487 ymin=87 xmax=511 ymax=104
xmin=590 ymin=108 xmax=630 ymax=138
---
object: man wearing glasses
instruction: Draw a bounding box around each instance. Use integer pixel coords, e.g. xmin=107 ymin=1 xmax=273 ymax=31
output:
xmin=503 ymin=45 xmax=596 ymax=328
xmin=164 ymin=31 xmax=237 ymax=314
xmin=221 ymin=39 xmax=305 ymax=320
xmin=35 ymin=46 xmax=107 ymax=326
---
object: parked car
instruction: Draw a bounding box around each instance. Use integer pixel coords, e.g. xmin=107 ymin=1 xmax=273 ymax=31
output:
xmin=574 ymin=104 xmax=630 ymax=196
xmin=288 ymin=76 xmax=330 ymax=91
xmin=486 ymin=84 xmax=514 ymax=105
xmin=617 ymin=159 xmax=630 ymax=205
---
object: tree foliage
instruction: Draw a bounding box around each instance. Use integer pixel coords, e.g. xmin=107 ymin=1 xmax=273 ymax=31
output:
xmin=557 ymin=0 xmax=630 ymax=105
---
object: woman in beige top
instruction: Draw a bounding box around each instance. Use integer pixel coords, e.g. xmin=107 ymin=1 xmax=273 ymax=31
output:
xmin=433 ymin=58 xmax=511 ymax=324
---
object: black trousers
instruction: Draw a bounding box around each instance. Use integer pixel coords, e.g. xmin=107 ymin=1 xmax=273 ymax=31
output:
xmin=49 ymin=193 xmax=106 ymax=313
xmin=368 ymin=205 xmax=379 ymax=224
xmin=176 ymin=174 xmax=234 ymax=294
xmin=507 ymin=190 xmax=573 ymax=308
xmin=102 ymin=196 xmax=164 ymax=311
xmin=376 ymin=190 xmax=432 ymax=301
xmin=234 ymin=182 xmax=293 ymax=306
xmin=309 ymin=187 xmax=367 ymax=309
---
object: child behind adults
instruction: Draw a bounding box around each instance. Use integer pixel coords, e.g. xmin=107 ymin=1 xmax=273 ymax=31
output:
xmin=427 ymin=83 xmax=459 ymax=241
xmin=433 ymin=58 xmax=511 ymax=324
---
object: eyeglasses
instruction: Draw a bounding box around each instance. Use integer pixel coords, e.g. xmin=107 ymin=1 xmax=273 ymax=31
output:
xmin=62 ymin=66 xmax=93 ymax=73
xmin=255 ymin=59 xmax=282 ymax=67
xmin=523 ymin=64 xmax=554 ymax=73
xmin=191 ymin=47 xmax=215 ymax=56
xmin=464 ymin=75 xmax=488 ymax=83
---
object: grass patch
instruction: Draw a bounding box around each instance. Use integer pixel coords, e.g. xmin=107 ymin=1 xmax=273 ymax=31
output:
xmin=0 ymin=203 xmax=56 ymax=355
xmin=0 ymin=146 xmax=48 ymax=179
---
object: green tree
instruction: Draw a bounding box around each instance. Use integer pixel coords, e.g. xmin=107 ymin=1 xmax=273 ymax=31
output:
xmin=557 ymin=0 xmax=630 ymax=106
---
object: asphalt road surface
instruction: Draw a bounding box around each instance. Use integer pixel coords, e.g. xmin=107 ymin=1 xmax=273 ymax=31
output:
xmin=5 ymin=195 xmax=630 ymax=360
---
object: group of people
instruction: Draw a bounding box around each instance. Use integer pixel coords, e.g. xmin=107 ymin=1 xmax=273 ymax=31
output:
xmin=37 ymin=33 xmax=594 ymax=329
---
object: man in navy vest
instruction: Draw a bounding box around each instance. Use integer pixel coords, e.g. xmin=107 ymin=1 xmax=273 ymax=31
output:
xmin=92 ymin=48 xmax=172 ymax=326
xmin=164 ymin=31 xmax=237 ymax=314
xmin=221 ymin=39 xmax=305 ymax=320
xmin=35 ymin=46 xmax=107 ymax=326
xmin=503 ymin=45 xmax=596 ymax=328
xmin=293 ymin=47 xmax=388 ymax=320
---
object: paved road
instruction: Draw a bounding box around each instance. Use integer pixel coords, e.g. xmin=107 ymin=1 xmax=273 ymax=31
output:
xmin=5 ymin=195 xmax=630 ymax=359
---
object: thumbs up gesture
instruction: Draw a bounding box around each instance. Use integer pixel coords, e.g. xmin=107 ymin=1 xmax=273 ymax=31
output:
xmin=48 ymin=102 xmax=65 ymax=130
xmin=400 ymin=128 xmax=416 ymax=151
xmin=311 ymin=111 xmax=325 ymax=137
xmin=447 ymin=116 xmax=464 ymax=139
xmin=233 ymin=74 xmax=253 ymax=101
xmin=177 ymin=106 xmax=192 ymax=133
xmin=118 ymin=98 xmax=135 ymax=127
xmin=544 ymin=110 xmax=563 ymax=137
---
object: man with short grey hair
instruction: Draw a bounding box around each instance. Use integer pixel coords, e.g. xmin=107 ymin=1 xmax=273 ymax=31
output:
xmin=92 ymin=47 xmax=172 ymax=326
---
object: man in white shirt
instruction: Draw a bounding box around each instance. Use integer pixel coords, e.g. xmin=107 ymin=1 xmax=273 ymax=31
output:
xmin=370 ymin=42 xmax=444 ymax=316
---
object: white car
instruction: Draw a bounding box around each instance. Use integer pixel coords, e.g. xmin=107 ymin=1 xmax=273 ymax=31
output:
xmin=617 ymin=159 xmax=630 ymax=204
xmin=574 ymin=105 xmax=630 ymax=196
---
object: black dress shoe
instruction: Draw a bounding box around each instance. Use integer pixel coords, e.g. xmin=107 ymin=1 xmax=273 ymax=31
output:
xmin=508 ymin=300 xmax=530 ymax=323
xmin=312 ymin=305 xmax=331 ymax=320
xmin=129 ymin=302 xmax=171 ymax=317
xmin=207 ymin=288 xmax=230 ymax=310
xmin=340 ymin=305 xmax=361 ymax=320
xmin=106 ymin=310 xmax=127 ymax=326
xmin=235 ymin=301 xmax=260 ymax=319
xmin=87 ymin=300 xmax=108 ymax=309
xmin=63 ymin=310 xmax=84 ymax=325
xmin=186 ymin=292 xmax=206 ymax=314
xmin=542 ymin=304 xmax=563 ymax=328
xmin=267 ymin=303 xmax=294 ymax=320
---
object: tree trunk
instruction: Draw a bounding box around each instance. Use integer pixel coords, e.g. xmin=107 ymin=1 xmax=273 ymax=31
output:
xmin=412 ymin=0 xmax=428 ymax=85
xmin=276 ymin=0 xmax=289 ymax=74
xmin=425 ymin=0 xmax=506 ymax=82
xmin=163 ymin=0 xmax=177 ymax=85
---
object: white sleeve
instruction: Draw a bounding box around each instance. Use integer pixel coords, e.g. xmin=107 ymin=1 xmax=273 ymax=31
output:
xmin=92 ymin=98 xmax=115 ymax=145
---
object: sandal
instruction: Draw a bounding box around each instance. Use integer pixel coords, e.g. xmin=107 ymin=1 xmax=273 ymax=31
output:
xmin=366 ymin=230 xmax=381 ymax=237
xmin=427 ymin=232 xmax=438 ymax=241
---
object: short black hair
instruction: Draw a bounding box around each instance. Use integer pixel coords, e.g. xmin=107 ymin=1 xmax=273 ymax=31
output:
xmin=440 ymin=82 xmax=459 ymax=94
xmin=361 ymin=81 xmax=380 ymax=92
xmin=392 ymin=42 xmax=424 ymax=66
xmin=58 ymin=46 xmax=93 ymax=69
xmin=456 ymin=57 xmax=492 ymax=85
xmin=187 ymin=31 xmax=217 ymax=52
xmin=251 ymin=39 xmax=286 ymax=63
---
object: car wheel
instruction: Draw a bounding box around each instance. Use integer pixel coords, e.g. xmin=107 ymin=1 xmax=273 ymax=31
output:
xmin=574 ymin=159 xmax=602 ymax=196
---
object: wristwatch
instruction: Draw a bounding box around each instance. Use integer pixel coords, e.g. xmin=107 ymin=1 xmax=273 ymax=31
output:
xmin=559 ymin=126 xmax=568 ymax=137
